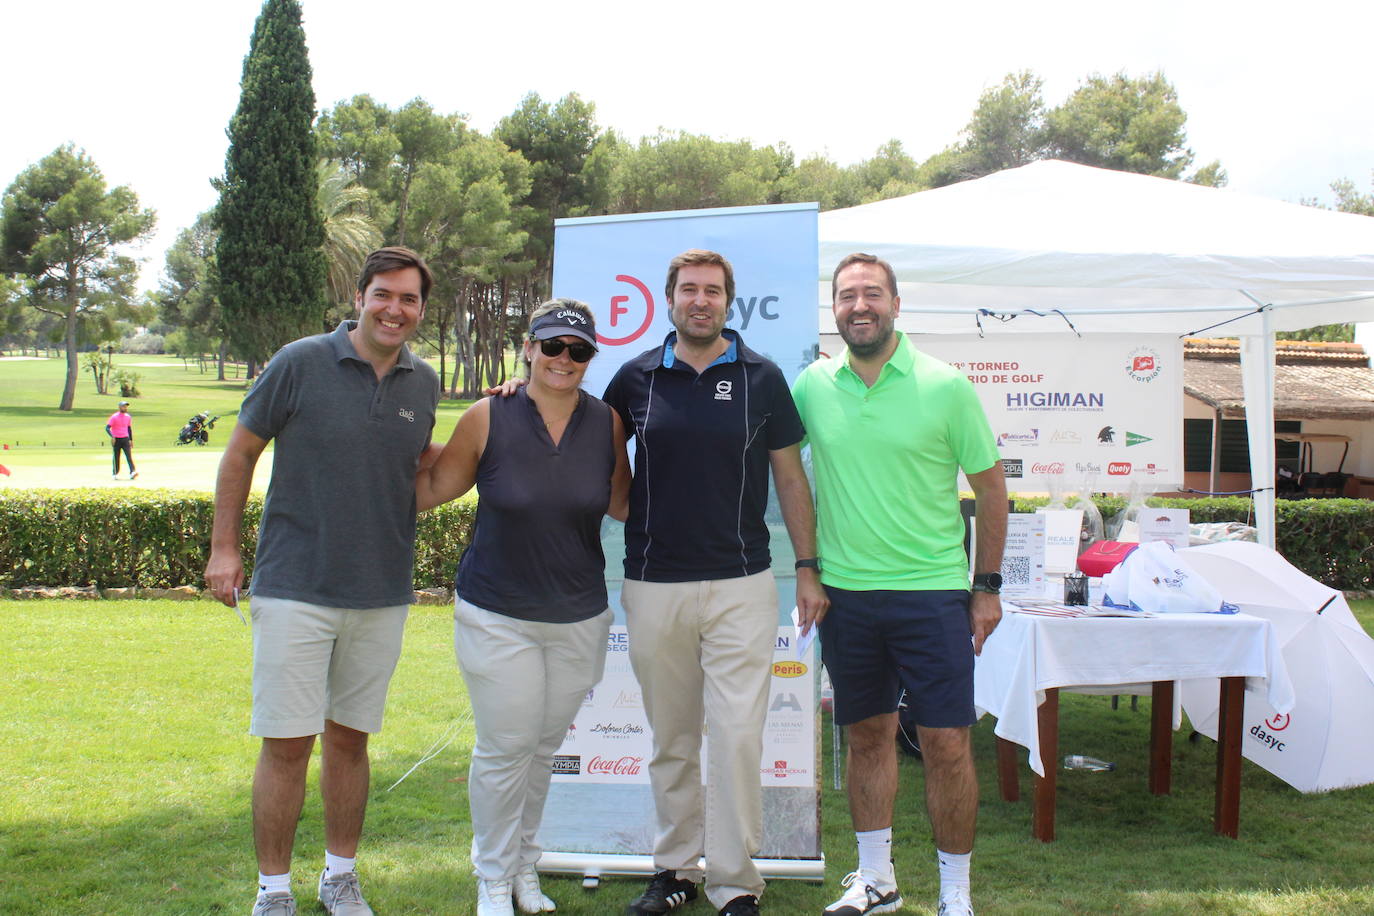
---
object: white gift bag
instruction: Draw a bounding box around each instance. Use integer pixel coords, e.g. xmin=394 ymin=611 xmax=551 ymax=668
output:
xmin=1102 ymin=541 xmax=1233 ymax=613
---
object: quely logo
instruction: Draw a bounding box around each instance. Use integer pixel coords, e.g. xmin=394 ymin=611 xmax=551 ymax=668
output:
xmin=715 ymin=380 xmax=733 ymax=401
xmin=397 ymin=408 xmax=415 ymax=422
xmin=1108 ymin=462 xmax=1132 ymax=475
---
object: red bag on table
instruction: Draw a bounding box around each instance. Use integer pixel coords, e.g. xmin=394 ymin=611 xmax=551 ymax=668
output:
xmin=1077 ymin=540 xmax=1138 ymax=577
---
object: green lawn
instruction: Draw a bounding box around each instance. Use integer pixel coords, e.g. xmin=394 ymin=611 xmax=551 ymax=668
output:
xmin=0 ymin=356 xmax=473 ymax=490
xmin=3 ymin=599 xmax=1373 ymax=915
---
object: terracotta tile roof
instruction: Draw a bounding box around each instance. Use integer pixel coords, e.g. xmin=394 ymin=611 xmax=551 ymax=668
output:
xmin=1183 ymin=338 xmax=1374 ymax=420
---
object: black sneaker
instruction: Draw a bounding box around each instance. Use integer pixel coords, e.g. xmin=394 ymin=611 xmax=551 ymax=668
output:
xmin=627 ymin=870 xmax=699 ymax=914
xmin=718 ymin=895 xmax=760 ymax=916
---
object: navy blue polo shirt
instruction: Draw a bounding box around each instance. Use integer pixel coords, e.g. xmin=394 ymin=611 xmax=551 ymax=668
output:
xmin=602 ymin=329 xmax=805 ymax=583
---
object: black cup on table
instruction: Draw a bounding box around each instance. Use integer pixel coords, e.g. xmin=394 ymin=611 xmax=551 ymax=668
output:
xmin=1064 ymin=572 xmax=1089 ymax=606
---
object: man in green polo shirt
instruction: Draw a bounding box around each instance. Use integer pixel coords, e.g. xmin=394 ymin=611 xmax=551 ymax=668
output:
xmin=793 ymin=253 xmax=1007 ymax=916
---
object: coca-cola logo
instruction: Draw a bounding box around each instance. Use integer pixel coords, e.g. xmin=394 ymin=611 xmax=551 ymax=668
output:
xmin=587 ymin=754 xmax=643 ymax=776
xmin=1108 ymin=462 xmax=1132 ymax=475
xmin=1031 ymin=462 xmax=1065 ymax=475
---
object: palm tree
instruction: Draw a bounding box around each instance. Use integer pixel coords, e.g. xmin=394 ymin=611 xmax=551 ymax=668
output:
xmin=318 ymin=161 xmax=383 ymax=326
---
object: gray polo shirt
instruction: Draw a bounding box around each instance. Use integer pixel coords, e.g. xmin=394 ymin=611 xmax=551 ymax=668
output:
xmin=239 ymin=321 xmax=439 ymax=609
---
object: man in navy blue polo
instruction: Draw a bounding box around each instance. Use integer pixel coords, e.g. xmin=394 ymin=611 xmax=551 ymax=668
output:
xmin=605 ymin=249 xmax=827 ymax=916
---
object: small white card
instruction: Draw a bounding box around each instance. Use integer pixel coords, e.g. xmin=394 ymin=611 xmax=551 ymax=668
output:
xmin=1137 ymin=508 xmax=1190 ymax=549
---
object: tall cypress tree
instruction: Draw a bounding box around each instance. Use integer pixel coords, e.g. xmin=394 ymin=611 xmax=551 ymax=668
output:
xmin=216 ymin=0 xmax=327 ymax=367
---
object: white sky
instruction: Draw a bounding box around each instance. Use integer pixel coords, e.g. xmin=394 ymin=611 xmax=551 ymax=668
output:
xmin=3 ymin=0 xmax=1371 ymax=292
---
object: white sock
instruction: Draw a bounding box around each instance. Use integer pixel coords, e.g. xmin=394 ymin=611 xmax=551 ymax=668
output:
xmin=936 ymin=849 xmax=971 ymax=895
xmin=324 ymin=851 xmax=356 ymax=877
xmin=258 ymin=872 xmax=291 ymax=896
xmin=856 ymin=828 xmax=894 ymax=884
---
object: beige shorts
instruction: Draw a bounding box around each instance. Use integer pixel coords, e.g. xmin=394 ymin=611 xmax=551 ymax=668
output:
xmin=249 ymin=595 xmax=409 ymax=738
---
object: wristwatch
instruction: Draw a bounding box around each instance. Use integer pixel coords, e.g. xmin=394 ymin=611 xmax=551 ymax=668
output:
xmin=971 ymin=572 xmax=1003 ymax=595
xmin=795 ymin=557 xmax=820 ymax=571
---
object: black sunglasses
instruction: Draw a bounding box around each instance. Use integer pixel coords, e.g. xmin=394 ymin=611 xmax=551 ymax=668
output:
xmin=536 ymin=338 xmax=595 ymax=363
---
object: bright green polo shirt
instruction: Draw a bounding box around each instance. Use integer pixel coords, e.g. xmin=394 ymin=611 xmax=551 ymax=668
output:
xmin=792 ymin=332 xmax=1000 ymax=591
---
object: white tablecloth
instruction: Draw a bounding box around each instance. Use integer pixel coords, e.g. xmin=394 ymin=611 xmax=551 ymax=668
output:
xmin=974 ymin=609 xmax=1294 ymax=776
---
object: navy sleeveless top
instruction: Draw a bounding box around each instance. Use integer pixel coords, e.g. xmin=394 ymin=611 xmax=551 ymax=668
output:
xmin=455 ymin=387 xmax=613 ymax=622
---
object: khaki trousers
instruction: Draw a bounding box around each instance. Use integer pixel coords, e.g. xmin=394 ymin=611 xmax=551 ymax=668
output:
xmin=622 ymin=570 xmax=777 ymax=908
xmin=455 ymin=599 xmax=612 ymax=880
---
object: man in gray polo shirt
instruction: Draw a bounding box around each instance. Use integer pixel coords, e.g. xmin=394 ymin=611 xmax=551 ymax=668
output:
xmin=206 ymin=247 xmax=439 ymax=916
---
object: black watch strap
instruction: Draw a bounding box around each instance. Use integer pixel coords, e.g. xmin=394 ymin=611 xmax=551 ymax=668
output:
xmin=972 ymin=572 xmax=1002 ymax=594
xmin=795 ymin=557 xmax=820 ymax=571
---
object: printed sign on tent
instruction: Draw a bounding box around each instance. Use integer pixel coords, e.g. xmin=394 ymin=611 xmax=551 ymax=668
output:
xmin=911 ymin=334 xmax=1183 ymax=494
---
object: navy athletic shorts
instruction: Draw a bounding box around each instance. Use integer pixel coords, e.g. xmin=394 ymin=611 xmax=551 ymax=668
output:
xmin=819 ymin=586 xmax=976 ymax=729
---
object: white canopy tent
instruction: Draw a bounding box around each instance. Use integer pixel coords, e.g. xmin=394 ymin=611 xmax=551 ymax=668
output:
xmin=817 ymin=160 xmax=1374 ymax=548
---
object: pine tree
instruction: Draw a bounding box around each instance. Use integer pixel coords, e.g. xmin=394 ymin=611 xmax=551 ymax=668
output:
xmin=216 ymin=0 xmax=327 ymax=367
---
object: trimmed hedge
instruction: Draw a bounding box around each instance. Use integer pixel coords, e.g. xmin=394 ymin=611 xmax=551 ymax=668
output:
xmin=0 ymin=489 xmax=476 ymax=591
xmin=1 ymin=490 xmax=1370 ymax=591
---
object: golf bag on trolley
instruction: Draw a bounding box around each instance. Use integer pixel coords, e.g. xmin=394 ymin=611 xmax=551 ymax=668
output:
xmin=175 ymin=411 xmax=218 ymax=446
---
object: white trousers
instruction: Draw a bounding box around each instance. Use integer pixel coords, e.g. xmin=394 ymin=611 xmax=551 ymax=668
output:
xmin=454 ymin=598 xmax=611 ymax=880
xmin=622 ymin=570 xmax=778 ymax=908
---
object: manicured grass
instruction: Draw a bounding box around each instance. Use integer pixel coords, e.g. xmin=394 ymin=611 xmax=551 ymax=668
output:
xmin=3 ymin=600 xmax=1374 ymax=914
xmin=0 ymin=356 xmax=473 ymax=491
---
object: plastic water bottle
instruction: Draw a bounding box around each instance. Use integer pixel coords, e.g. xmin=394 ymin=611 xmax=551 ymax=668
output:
xmin=1063 ymin=755 xmax=1115 ymax=772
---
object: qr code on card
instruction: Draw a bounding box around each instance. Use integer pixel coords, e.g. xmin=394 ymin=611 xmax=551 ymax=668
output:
xmin=1002 ymin=555 xmax=1032 ymax=585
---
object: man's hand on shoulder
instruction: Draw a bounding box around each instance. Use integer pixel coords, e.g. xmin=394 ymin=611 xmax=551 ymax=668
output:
xmin=483 ymin=377 xmax=526 ymax=398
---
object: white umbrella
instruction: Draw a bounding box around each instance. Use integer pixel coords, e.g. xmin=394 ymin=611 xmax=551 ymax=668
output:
xmin=1179 ymin=542 xmax=1374 ymax=793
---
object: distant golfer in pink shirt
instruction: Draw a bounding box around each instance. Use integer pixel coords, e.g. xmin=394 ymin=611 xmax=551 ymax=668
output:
xmin=106 ymin=401 xmax=138 ymax=480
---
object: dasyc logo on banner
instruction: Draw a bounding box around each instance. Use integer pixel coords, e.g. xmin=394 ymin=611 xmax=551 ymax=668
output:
xmin=552 ymin=202 xmax=820 ymax=393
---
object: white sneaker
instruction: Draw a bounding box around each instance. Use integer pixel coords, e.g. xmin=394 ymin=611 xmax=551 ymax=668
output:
xmin=823 ymin=870 xmax=903 ymax=915
xmin=477 ymin=878 xmax=516 ymax=916
xmin=317 ymin=870 xmax=373 ymax=915
xmin=130 ymin=470 xmax=139 ymax=479
xmin=251 ymin=891 xmax=297 ymax=915
xmin=938 ymin=885 xmax=974 ymax=916
xmin=513 ymin=865 xmax=556 ymax=912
